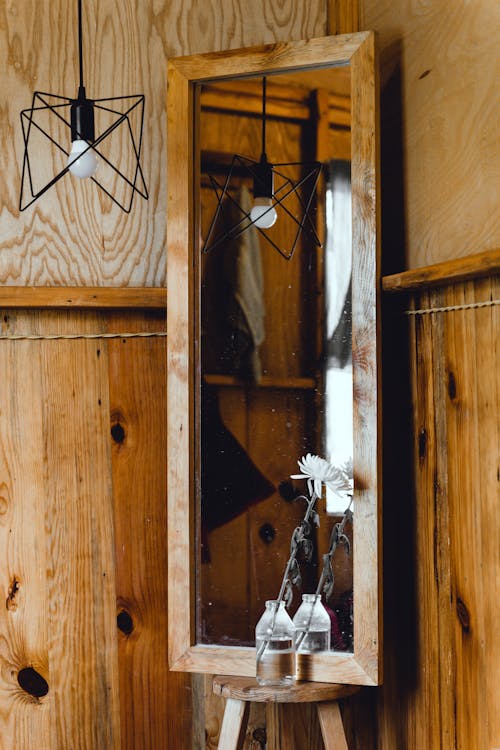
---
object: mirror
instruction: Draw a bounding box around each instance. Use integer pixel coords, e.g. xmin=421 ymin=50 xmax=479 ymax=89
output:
xmin=167 ymin=32 xmax=381 ymax=685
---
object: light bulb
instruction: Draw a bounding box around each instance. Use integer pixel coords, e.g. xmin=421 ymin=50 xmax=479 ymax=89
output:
xmin=67 ymin=139 xmax=98 ymax=179
xmin=250 ymin=197 xmax=277 ymax=229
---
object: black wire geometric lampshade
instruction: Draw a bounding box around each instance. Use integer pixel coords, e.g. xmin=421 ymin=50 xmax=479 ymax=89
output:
xmin=19 ymin=0 xmax=148 ymax=213
xmin=201 ymin=77 xmax=322 ymax=260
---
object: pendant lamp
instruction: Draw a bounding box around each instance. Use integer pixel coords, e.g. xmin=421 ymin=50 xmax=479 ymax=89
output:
xmin=19 ymin=0 xmax=148 ymax=213
xmin=202 ymin=77 xmax=322 ymax=260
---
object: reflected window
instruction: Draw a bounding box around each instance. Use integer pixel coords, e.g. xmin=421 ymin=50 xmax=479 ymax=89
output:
xmin=323 ymin=161 xmax=353 ymax=513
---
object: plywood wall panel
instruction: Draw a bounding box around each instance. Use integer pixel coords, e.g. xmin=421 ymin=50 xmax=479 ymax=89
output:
xmin=0 ymin=0 xmax=326 ymax=287
xmin=360 ymin=0 xmax=499 ymax=269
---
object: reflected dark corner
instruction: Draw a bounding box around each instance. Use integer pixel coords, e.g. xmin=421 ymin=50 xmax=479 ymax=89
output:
xmin=196 ymin=66 xmax=355 ymax=652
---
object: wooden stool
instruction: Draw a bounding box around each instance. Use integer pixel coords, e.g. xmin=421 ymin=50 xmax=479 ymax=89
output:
xmin=213 ymin=675 xmax=361 ymax=750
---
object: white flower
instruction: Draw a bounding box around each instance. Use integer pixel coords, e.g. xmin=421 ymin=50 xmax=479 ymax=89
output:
xmin=291 ymin=453 xmax=353 ymax=499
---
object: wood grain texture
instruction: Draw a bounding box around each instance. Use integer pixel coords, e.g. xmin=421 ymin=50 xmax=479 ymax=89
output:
xmin=374 ymin=268 xmax=500 ymax=750
xmin=0 ymin=308 xmax=193 ymax=750
xmin=361 ymin=0 xmax=500 ymax=269
xmin=0 ymin=317 xmax=51 ymax=749
xmin=0 ymin=310 xmax=122 ymax=748
xmin=218 ymin=698 xmax=250 ymax=750
xmin=266 ymin=702 xmax=324 ymax=750
xmin=107 ymin=311 xmax=192 ymax=749
xmin=327 ymin=0 xmax=360 ymax=35
xmin=213 ymin=676 xmax=360 ymax=703
xmin=0 ymin=287 xmax=167 ymax=309
xmin=382 ymin=248 xmax=500 ymax=292
xmin=317 ymin=701 xmax=349 ymax=750
xmin=0 ymin=0 xmax=326 ymax=287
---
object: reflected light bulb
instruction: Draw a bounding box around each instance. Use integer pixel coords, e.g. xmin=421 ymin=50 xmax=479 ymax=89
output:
xmin=67 ymin=139 xmax=98 ymax=179
xmin=250 ymin=197 xmax=277 ymax=229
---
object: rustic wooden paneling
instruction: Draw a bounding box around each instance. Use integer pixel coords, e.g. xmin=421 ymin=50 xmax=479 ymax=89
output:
xmin=0 ymin=309 xmax=192 ymax=750
xmin=0 ymin=310 xmax=122 ymax=748
xmin=374 ymin=268 xmax=500 ymax=750
xmin=361 ymin=0 xmax=499 ymax=269
xmin=0 ymin=0 xmax=326 ymax=287
xmin=107 ymin=310 xmax=192 ymax=749
xmin=0 ymin=316 xmax=52 ymax=749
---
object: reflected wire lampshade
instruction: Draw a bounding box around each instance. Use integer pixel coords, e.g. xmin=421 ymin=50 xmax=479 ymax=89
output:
xmin=202 ymin=77 xmax=322 ymax=260
xmin=19 ymin=0 xmax=148 ymax=213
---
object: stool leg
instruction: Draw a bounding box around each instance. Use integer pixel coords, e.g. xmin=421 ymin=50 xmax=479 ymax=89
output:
xmin=218 ymin=698 xmax=250 ymax=750
xmin=317 ymin=701 xmax=349 ymax=750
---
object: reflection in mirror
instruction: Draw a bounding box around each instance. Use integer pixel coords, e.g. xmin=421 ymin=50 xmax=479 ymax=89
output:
xmin=196 ymin=65 xmax=355 ymax=652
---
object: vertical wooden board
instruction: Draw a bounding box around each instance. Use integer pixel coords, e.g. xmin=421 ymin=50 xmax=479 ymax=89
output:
xmin=479 ymin=276 xmax=500 ymax=749
xmin=428 ymin=288 xmax=455 ymax=750
xmin=405 ymin=291 xmax=443 ymax=750
xmin=106 ymin=310 xmax=192 ymax=749
xmin=444 ymin=281 xmax=491 ymax=750
xmin=0 ymin=313 xmax=51 ymax=749
xmin=327 ymin=0 xmax=360 ymax=35
xmin=472 ymin=276 xmax=500 ymax=749
xmin=38 ymin=311 xmax=121 ymax=749
xmin=266 ymin=702 xmax=322 ymax=750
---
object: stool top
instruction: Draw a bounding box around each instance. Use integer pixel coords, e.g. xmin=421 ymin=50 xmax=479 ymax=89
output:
xmin=213 ymin=676 xmax=361 ymax=703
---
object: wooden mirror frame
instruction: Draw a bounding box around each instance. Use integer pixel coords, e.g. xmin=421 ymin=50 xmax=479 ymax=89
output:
xmin=167 ymin=31 xmax=381 ymax=685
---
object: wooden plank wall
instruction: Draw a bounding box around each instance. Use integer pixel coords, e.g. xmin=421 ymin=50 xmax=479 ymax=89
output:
xmin=0 ymin=306 xmax=193 ymax=748
xmin=373 ymin=268 xmax=500 ymax=750
xmin=1 ymin=0 xmax=498 ymax=748
xmin=0 ymin=1 xmax=328 ymax=749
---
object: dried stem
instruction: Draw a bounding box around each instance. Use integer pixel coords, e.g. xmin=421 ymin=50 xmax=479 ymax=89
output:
xmin=294 ymin=496 xmax=353 ymax=652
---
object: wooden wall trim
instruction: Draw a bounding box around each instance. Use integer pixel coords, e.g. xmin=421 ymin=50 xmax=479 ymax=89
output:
xmin=382 ymin=249 xmax=500 ymax=293
xmin=327 ymin=0 xmax=359 ymax=34
xmin=0 ymin=287 xmax=167 ymax=309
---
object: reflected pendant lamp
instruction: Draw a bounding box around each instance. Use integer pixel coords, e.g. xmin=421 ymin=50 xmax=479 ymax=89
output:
xmin=19 ymin=0 xmax=148 ymax=212
xmin=202 ymin=76 xmax=322 ymax=260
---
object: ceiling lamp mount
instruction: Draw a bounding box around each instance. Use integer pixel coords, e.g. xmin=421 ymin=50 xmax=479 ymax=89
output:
xmin=202 ymin=76 xmax=322 ymax=261
xmin=19 ymin=0 xmax=148 ymax=212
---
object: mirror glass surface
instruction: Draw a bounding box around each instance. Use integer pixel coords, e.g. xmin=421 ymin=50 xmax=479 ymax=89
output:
xmin=196 ymin=64 xmax=355 ymax=652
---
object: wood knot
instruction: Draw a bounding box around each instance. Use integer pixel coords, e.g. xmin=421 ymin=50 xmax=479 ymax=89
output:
xmin=418 ymin=428 xmax=427 ymax=460
xmin=278 ymin=481 xmax=298 ymax=502
xmin=6 ymin=577 xmax=20 ymax=611
xmin=456 ymin=597 xmax=470 ymax=633
xmin=111 ymin=412 xmax=126 ymax=444
xmin=117 ymin=609 xmax=134 ymax=636
xmin=18 ymin=667 xmax=49 ymax=698
xmin=447 ymin=371 xmax=457 ymax=401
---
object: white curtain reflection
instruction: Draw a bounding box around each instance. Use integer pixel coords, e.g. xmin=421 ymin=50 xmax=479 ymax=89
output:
xmin=324 ymin=161 xmax=353 ymax=513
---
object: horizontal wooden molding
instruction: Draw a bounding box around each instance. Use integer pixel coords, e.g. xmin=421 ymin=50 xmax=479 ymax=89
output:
xmin=382 ymin=249 xmax=500 ymax=293
xmin=0 ymin=287 xmax=168 ymax=309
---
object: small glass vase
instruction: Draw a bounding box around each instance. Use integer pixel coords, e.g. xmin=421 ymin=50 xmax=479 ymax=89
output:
xmin=255 ymin=600 xmax=296 ymax=686
xmin=293 ymin=594 xmax=331 ymax=653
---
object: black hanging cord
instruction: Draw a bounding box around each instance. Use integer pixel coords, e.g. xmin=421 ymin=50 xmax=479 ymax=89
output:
xmin=78 ymin=0 xmax=85 ymax=95
xmin=261 ymin=76 xmax=267 ymax=159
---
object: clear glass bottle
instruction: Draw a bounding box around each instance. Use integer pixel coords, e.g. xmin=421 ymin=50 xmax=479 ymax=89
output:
xmin=255 ymin=600 xmax=296 ymax=686
xmin=293 ymin=594 xmax=331 ymax=653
